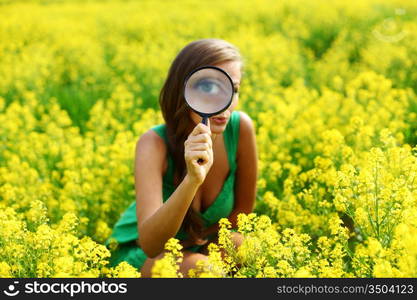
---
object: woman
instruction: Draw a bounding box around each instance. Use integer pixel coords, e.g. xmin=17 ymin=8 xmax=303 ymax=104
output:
xmin=106 ymin=38 xmax=258 ymax=278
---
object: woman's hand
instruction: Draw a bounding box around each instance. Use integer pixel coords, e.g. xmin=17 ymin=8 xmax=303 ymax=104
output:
xmin=180 ymin=236 xmax=209 ymax=249
xmin=184 ymin=119 xmax=214 ymax=185
xmin=180 ymin=231 xmax=219 ymax=251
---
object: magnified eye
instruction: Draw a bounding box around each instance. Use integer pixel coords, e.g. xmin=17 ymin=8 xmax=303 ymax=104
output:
xmin=194 ymin=78 xmax=221 ymax=95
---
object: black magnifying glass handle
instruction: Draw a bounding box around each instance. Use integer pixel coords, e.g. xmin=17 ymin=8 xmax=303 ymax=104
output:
xmin=198 ymin=115 xmax=209 ymax=163
xmin=201 ymin=115 xmax=208 ymax=125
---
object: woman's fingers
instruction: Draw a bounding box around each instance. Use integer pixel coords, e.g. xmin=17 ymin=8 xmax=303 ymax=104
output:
xmin=184 ymin=121 xmax=214 ymax=185
xmin=184 ymin=134 xmax=212 ymax=152
xmin=187 ymin=143 xmax=210 ymax=151
xmin=180 ymin=237 xmax=209 ymax=248
xmin=190 ymin=123 xmax=211 ymax=137
xmin=187 ymin=133 xmax=212 ymax=146
xmin=186 ymin=150 xmax=209 ymax=160
xmin=195 ymin=238 xmax=208 ymax=245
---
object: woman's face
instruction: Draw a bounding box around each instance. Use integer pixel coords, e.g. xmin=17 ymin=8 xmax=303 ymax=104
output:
xmin=188 ymin=60 xmax=241 ymax=135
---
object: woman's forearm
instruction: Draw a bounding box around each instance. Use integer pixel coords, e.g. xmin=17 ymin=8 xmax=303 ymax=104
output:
xmin=138 ymin=174 xmax=201 ymax=258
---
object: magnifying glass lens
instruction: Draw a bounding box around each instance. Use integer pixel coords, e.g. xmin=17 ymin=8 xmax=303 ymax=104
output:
xmin=184 ymin=67 xmax=233 ymax=115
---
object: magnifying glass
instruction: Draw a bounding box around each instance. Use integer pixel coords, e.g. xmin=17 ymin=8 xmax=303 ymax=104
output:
xmin=184 ymin=65 xmax=234 ymax=125
xmin=184 ymin=65 xmax=234 ymax=163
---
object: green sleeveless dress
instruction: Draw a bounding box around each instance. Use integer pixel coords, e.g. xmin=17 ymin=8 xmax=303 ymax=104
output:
xmin=105 ymin=110 xmax=241 ymax=271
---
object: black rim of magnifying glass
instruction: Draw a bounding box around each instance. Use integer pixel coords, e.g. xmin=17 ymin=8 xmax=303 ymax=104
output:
xmin=183 ymin=65 xmax=235 ymax=121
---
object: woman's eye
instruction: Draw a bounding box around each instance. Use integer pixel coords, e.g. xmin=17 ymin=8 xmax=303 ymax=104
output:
xmin=195 ymin=79 xmax=220 ymax=95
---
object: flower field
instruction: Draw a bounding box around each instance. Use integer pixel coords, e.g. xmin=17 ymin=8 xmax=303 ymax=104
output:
xmin=0 ymin=0 xmax=416 ymax=278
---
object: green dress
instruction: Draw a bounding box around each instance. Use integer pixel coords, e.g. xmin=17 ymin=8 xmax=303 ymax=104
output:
xmin=105 ymin=110 xmax=241 ymax=271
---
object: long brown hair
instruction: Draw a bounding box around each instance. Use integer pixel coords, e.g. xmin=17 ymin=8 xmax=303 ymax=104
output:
xmin=158 ymin=38 xmax=243 ymax=241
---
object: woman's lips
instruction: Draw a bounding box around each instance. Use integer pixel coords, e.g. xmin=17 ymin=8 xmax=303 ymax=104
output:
xmin=211 ymin=117 xmax=227 ymax=125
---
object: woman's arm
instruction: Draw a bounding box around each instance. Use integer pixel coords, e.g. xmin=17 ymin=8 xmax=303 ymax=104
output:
xmin=135 ymin=130 xmax=201 ymax=258
xmin=201 ymin=111 xmax=258 ymax=239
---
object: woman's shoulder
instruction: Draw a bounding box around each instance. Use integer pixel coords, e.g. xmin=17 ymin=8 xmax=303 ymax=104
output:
xmin=230 ymin=110 xmax=253 ymax=140
xmin=135 ymin=126 xmax=169 ymax=178
xmin=135 ymin=125 xmax=168 ymax=158
xmin=235 ymin=110 xmax=256 ymax=157
xmin=235 ymin=110 xmax=253 ymax=131
xmin=231 ymin=110 xmax=254 ymax=131
xmin=149 ymin=124 xmax=168 ymax=142
xmin=138 ymin=122 xmax=168 ymax=142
